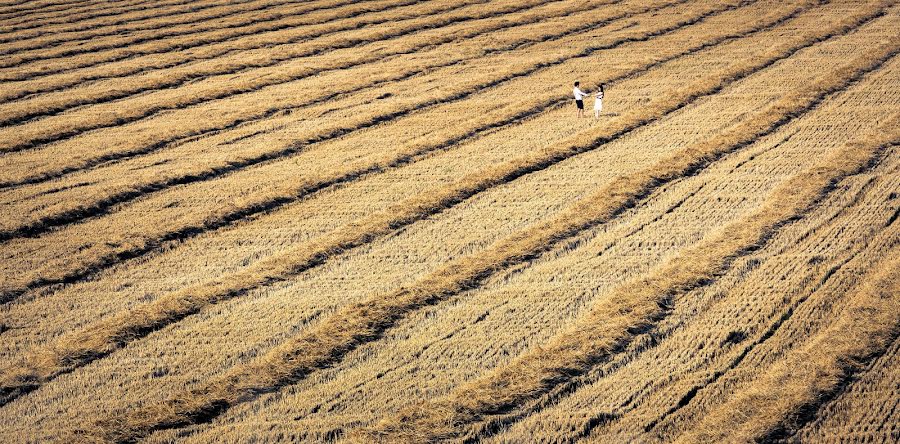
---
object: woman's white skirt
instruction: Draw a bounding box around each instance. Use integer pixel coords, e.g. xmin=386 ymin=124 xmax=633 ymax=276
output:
xmin=594 ymin=99 xmax=603 ymax=111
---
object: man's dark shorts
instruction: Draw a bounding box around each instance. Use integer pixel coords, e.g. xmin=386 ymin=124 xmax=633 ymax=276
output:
xmin=575 ymin=99 xmax=584 ymax=110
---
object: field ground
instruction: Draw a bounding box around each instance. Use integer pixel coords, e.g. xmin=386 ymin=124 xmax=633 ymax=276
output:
xmin=0 ymin=0 xmax=897 ymax=442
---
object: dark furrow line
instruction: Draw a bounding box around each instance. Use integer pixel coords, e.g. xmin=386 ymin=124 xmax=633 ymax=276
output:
xmin=455 ymin=184 xmax=710 ymax=443
xmin=87 ymin=25 xmax=899 ymax=443
xmin=0 ymin=1 xmax=434 ymax=104
xmin=641 ymin=170 xmax=895 ymax=438
xmin=0 ymin=0 xmax=303 ymax=48
xmin=0 ymin=0 xmax=516 ymax=147
xmin=0 ymin=0 xmax=754 ymax=304
xmin=0 ymin=0 xmax=359 ymax=55
xmin=0 ymin=0 xmax=447 ymax=77
xmin=0 ymin=0 xmax=228 ymax=37
xmin=357 ymin=29 xmax=899 ymax=443
xmin=460 ymin=46 xmax=891 ymax=444
xmin=0 ymin=0 xmax=103 ymax=20
xmin=0 ymin=0 xmax=682 ymax=188
xmin=0 ymin=0 xmax=192 ymax=28
xmin=0 ymin=0 xmax=733 ymax=197
xmin=0 ymin=0 xmax=583 ymax=128
xmin=0 ymin=0 xmax=832 ymax=412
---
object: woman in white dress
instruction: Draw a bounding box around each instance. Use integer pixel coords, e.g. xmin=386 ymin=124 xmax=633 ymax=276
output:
xmin=593 ymin=83 xmax=605 ymax=119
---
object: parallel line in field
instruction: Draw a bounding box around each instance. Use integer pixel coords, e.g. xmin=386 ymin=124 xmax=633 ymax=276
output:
xmin=0 ymin=0 xmax=439 ymax=104
xmin=0 ymin=0 xmax=622 ymax=186
xmin=300 ymin=299 xmax=514 ymax=428
xmin=645 ymin=248 xmax=860 ymax=435
xmin=629 ymin=157 xmax=893 ymax=435
xmin=535 ymin=170 xmax=900 ymax=444
xmin=0 ymin=0 xmax=149 ymax=15
xmin=0 ymin=0 xmax=522 ymax=151
xmin=0 ymin=0 xmax=104 ymax=20
xmin=577 ymin=144 xmax=894 ymax=440
xmin=532 ymin=136 xmax=861 ymax=444
xmin=0 ymin=0 xmax=196 ymax=31
xmin=786 ymin=332 xmax=900 ymax=442
xmin=0 ymin=0 xmax=454 ymax=79
xmin=0 ymin=0 xmax=365 ymax=56
xmin=0 ymin=1 xmax=98 ymax=24
xmin=0 ymin=0 xmax=250 ymax=39
xmin=0 ymin=0 xmax=750 ymax=198
xmin=0 ymin=0 xmax=489 ymax=105
xmin=0 ymin=0 xmax=692 ymax=191
xmin=0 ymin=0 xmax=308 ymax=49
xmin=673 ymin=250 xmax=899 ymax=443
xmin=546 ymin=172 xmax=890 ymax=443
xmin=0 ymin=0 xmax=766 ymax=305
xmin=465 ymin=131 xmax=806 ymax=442
xmin=641 ymin=191 xmax=898 ymax=438
xmin=120 ymin=29 xmax=900 ymax=444
xmin=300 ymin=180 xmax=709 ymax=429
xmin=0 ymin=0 xmax=584 ymax=129
xmin=358 ymin=47 xmax=900 ymax=442
xmin=452 ymin=125 xmax=795 ymax=441
xmin=0 ymin=0 xmax=788 ymax=406
xmin=0 ymin=3 xmax=874 ymax=429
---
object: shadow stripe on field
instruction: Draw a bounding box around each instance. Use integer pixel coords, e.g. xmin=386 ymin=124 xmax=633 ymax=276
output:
xmin=675 ymin=250 xmax=900 ymax=443
xmin=0 ymin=0 xmax=685 ymax=191
xmin=0 ymin=0 xmax=791 ymax=306
xmin=359 ymin=72 xmax=900 ymax=444
xmin=0 ymin=0 xmax=463 ymax=81
xmin=50 ymin=11 xmax=896 ymax=443
xmin=516 ymin=144 xmax=898 ymax=443
xmin=0 ymin=0 xmax=838 ymax=409
xmin=0 ymin=0 xmax=593 ymax=129
xmin=0 ymin=0 xmax=134 ymax=25
xmin=0 ymin=0 xmax=355 ymax=49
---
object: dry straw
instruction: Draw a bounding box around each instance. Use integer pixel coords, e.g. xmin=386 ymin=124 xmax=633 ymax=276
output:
xmin=68 ymin=10 xmax=897 ymax=443
xmin=357 ymin=108 xmax=900 ymax=442
xmin=0 ymin=0 xmax=546 ymax=151
xmin=0 ymin=0 xmax=610 ymax=125
xmin=0 ymin=0 xmax=855 ymax=408
xmin=672 ymin=252 xmax=900 ymax=443
xmin=0 ymin=0 xmax=743 ymax=302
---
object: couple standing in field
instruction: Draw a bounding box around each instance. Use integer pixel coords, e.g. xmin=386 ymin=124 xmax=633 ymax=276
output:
xmin=573 ymin=81 xmax=604 ymax=118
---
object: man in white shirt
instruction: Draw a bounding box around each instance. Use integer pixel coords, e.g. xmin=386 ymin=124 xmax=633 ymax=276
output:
xmin=573 ymin=81 xmax=588 ymax=118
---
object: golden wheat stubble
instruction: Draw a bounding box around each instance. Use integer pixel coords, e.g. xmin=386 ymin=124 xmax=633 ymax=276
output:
xmin=673 ymin=251 xmax=900 ymax=443
xmin=0 ymin=0 xmax=825 ymax=405
xmin=82 ymin=18 xmax=898 ymax=444
xmin=358 ymin=70 xmax=900 ymax=444
xmin=0 ymin=0 xmax=752 ymax=304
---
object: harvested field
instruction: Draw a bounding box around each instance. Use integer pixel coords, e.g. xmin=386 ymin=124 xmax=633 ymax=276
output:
xmin=0 ymin=0 xmax=897 ymax=442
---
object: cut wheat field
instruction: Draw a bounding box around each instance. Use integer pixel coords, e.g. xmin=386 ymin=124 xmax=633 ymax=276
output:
xmin=0 ymin=0 xmax=897 ymax=442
